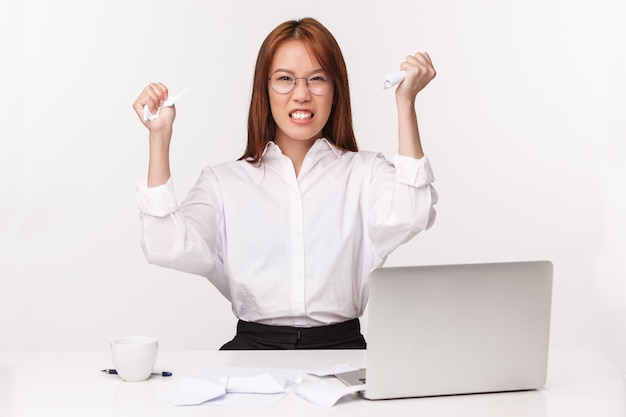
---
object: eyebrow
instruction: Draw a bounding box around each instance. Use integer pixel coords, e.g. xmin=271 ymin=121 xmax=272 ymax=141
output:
xmin=271 ymin=68 xmax=327 ymax=77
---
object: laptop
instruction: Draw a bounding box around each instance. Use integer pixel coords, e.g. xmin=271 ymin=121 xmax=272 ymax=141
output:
xmin=336 ymin=260 xmax=553 ymax=400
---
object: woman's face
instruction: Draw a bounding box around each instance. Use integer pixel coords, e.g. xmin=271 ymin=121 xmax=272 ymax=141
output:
xmin=268 ymin=40 xmax=334 ymax=147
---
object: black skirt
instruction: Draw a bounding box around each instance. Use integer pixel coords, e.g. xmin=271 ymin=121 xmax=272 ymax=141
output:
xmin=220 ymin=318 xmax=367 ymax=350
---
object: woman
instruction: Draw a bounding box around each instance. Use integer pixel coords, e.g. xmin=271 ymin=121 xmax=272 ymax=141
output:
xmin=132 ymin=17 xmax=437 ymax=349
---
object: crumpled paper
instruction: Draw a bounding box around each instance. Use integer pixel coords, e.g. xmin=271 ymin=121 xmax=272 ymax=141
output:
xmin=383 ymin=70 xmax=406 ymax=89
xmin=156 ymin=363 xmax=363 ymax=408
xmin=143 ymin=87 xmax=190 ymax=121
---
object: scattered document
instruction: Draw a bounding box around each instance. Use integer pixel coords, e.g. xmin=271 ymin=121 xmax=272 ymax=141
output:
xmin=156 ymin=363 xmax=362 ymax=408
xmin=295 ymin=379 xmax=366 ymax=407
xmin=221 ymin=373 xmax=293 ymax=394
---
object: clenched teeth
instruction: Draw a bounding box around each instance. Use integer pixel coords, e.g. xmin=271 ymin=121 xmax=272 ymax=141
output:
xmin=290 ymin=111 xmax=313 ymax=121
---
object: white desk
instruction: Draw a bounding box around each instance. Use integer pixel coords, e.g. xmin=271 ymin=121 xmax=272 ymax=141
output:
xmin=0 ymin=349 xmax=623 ymax=417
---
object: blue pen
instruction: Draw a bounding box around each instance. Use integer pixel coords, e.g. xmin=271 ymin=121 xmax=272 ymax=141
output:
xmin=101 ymin=369 xmax=172 ymax=377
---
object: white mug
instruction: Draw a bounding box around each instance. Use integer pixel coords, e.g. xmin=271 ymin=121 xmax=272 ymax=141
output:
xmin=110 ymin=336 xmax=158 ymax=382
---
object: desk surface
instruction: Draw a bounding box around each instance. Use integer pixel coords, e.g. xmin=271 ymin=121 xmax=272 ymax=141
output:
xmin=0 ymin=349 xmax=624 ymax=417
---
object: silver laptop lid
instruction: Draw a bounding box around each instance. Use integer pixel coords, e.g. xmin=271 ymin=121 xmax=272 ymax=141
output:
xmin=363 ymin=260 xmax=553 ymax=400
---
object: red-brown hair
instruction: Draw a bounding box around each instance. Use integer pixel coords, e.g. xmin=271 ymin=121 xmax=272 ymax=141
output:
xmin=240 ymin=17 xmax=358 ymax=163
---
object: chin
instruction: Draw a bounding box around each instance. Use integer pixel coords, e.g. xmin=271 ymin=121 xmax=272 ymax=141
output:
xmin=278 ymin=129 xmax=324 ymax=143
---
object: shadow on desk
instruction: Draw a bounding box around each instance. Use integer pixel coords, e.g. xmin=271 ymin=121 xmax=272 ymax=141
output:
xmin=351 ymin=389 xmax=547 ymax=416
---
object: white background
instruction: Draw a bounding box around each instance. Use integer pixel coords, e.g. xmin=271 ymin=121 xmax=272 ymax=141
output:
xmin=2 ymin=0 xmax=624 ymax=371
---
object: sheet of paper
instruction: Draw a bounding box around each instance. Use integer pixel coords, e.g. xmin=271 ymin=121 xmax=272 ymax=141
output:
xmin=156 ymin=363 xmax=363 ymax=408
xmin=192 ymin=365 xmax=302 ymax=389
xmin=383 ymin=70 xmax=406 ymax=89
xmin=158 ymin=365 xmax=300 ymax=408
xmin=143 ymin=86 xmax=190 ymax=121
xmin=221 ymin=373 xmax=290 ymax=394
xmin=295 ymin=379 xmax=366 ymax=407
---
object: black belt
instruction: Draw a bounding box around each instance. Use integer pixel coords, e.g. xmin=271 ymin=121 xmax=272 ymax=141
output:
xmin=220 ymin=318 xmax=366 ymax=350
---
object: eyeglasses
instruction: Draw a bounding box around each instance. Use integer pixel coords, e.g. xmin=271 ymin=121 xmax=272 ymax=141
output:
xmin=268 ymin=71 xmax=333 ymax=96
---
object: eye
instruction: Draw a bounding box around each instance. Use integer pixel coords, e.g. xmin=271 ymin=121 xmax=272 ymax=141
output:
xmin=309 ymin=73 xmax=329 ymax=82
xmin=273 ymin=72 xmax=294 ymax=82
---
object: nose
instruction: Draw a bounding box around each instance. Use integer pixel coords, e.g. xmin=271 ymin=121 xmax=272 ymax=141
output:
xmin=292 ymin=78 xmax=311 ymax=101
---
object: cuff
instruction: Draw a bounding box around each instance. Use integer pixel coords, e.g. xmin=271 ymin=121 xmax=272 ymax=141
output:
xmin=136 ymin=177 xmax=178 ymax=217
xmin=393 ymin=154 xmax=436 ymax=187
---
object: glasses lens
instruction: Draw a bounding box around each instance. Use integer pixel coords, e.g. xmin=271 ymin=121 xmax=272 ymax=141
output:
xmin=270 ymin=71 xmax=332 ymax=95
xmin=270 ymin=72 xmax=294 ymax=94
xmin=307 ymin=72 xmax=332 ymax=96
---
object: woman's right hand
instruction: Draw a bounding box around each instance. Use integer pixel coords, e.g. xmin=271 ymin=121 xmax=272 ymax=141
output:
xmin=132 ymin=82 xmax=176 ymax=134
xmin=133 ymin=82 xmax=175 ymax=187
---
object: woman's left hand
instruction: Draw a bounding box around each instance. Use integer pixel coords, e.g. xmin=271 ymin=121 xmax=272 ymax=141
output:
xmin=396 ymin=52 xmax=436 ymax=103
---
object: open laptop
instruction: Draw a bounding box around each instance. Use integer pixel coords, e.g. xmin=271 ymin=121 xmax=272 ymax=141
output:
xmin=336 ymin=260 xmax=553 ymax=400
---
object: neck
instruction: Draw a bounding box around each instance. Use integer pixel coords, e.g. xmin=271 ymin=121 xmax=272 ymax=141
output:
xmin=274 ymin=137 xmax=318 ymax=177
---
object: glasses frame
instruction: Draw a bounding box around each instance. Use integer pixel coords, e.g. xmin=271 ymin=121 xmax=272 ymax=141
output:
xmin=268 ymin=70 xmax=334 ymax=96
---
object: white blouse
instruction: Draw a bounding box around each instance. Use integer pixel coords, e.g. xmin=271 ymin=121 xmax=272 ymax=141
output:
xmin=136 ymin=138 xmax=437 ymax=327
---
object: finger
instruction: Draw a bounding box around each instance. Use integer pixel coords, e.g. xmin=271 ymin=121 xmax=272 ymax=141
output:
xmin=133 ymin=93 xmax=152 ymax=117
xmin=405 ymin=53 xmax=430 ymax=68
xmin=400 ymin=60 xmax=425 ymax=78
xmin=152 ymin=82 xmax=169 ymax=104
xmin=147 ymin=83 xmax=169 ymax=108
xmin=139 ymin=83 xmax=169 ymax=114
xmin=416 ymin=53 xmax=436 ymax=79
xmin=405 ymin=53 xmax=436 ymax=78
xmin=421 ymin=52 xmax=433 ymax=66
xmin=146 ymin=86 xmax=162 ymax=113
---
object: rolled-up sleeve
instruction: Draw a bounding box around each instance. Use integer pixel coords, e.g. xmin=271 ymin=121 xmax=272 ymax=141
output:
xmin=136 ymin=178 xmax=179 ymax=217
xmin=369 ymin=154 xmax=438 ymax=265
xmin=392 ymin=154 xmax=436 ymax=188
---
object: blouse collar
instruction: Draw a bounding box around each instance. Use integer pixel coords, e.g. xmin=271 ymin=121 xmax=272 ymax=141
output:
xmin=262 ymin=138 xmax=344 ymax=160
